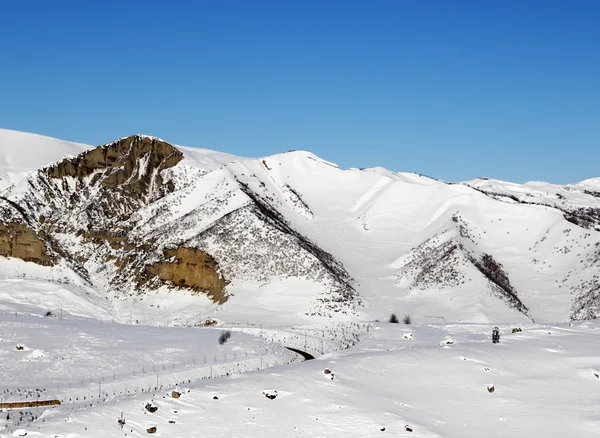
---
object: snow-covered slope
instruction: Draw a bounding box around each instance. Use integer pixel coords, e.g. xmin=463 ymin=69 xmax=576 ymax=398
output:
xmin=18 ymin=320 xmax=600 ymax=438
xmin=0 ymin=129 xmax=599 ymax=326
xmin=0 ymin=129 xmax=90 ymax=191
xmin=1 ymin=129 xmax=600 ymax=438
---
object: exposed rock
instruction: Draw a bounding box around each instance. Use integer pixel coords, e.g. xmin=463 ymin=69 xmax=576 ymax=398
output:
xmin=0 ymin=222 xmax=54 ymax=266
xmin=487 ymin=384 xmax=495 ymax=393
xmin=47 ymin=135 xmax=182 ymax=200
xmin=512 ymin=327 xmax=522 ymax=333
xmin=171 ymin=391 xmax=181 ymax=399
xmin=144 ymin=403 xmax=158 ymax=413
xmin=404 ymin=425 xmax=413 ymax=432
xmin=146 ymin=426 xmax=157 ymax=434
xmin=322 ymin=368 xmax=334 ymax=380
xmin=141 ymin=248 xmax=229 ymax=304
xmin=262 ymin=389 xmax=278 ymax=400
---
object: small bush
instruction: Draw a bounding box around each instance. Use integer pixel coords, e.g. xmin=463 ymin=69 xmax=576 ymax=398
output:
xmin=389 ymin=314 xmax=399 ymax=324
xmin=403 ymin=314 xmax=412 ymax=324
xmin=218 ymin=330 xmax=232 ymax=345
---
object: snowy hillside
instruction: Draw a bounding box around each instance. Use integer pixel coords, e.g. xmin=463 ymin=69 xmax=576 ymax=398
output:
xmin=1 ymin=129 xmax=600 ymax=438
xmin=0 ymin=129 xmax=599 ymax=325
xmin=0 ymin=129 xmax=89 ymax=192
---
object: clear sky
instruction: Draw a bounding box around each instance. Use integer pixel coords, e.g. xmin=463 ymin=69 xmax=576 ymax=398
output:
xmin=1 ymin=0 xmax=598 ymax=184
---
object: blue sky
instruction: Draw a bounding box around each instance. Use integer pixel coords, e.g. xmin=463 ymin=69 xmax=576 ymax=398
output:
xmin=1 ymin=0 xmax=598 ymax=183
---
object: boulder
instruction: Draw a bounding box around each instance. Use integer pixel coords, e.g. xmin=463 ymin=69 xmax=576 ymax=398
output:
xmin=512 ymin=328 xmax=522 ymax=333
xmin=145 ymin=403 xmax=158 ymax=413
xmin=262 ymin=390 xmax=278 ymax=400
xmin=404 ymin=425 xmax=413 ymax=432
xmin=146 ymin=426 xmax=157 ymax=434
xmin=487 ymin=384 xmax=495 ymax=393
xmin=171 ymin=391 xmax=181 ymax=399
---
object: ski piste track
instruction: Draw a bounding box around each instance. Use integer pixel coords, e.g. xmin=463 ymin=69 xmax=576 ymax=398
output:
xmin=0 ymin=320 xmax=369 ymax=434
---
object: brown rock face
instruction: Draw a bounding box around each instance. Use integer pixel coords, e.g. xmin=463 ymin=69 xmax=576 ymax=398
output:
xmin=2 ymin=134 xmax=231 ymax=306
xmin=0 ymin=222 xmax=54 ymax=266
xmin=142 ymin=248 xmax=229 ymax=304
xmin=47 ymin=135 xmax=183 ymax=200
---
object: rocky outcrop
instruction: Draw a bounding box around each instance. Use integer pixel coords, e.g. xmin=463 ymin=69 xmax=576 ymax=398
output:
xmin=47 ymin=135 xmax=182 ymax=198
xmin=0 ymin=136 xmax=231 ymax=306
xmin=140 ymin=248 xmax=229 ymax=304
xmin=32 ymin=135 xmax=184 ymax=227
xmin=0 ymin=221 xmax=55 ymax=266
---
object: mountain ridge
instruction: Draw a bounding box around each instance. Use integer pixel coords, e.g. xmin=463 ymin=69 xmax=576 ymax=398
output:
xmin=0 ymin=128 xmax=599 ymax=325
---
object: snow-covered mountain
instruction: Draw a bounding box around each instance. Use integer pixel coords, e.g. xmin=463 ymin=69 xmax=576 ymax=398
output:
xmin=1 ymin=128 xmax=599 ymax=325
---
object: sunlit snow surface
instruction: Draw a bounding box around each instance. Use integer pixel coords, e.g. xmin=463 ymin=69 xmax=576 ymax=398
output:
xmin=1 ymin=129 xmax=600 ymax=436
xmin=2 ymin=321 xmax=598 ymax=437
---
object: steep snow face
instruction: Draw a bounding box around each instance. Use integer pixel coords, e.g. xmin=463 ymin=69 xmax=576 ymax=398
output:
xmin=0 ymin=129 xmax=90 ymax=191
xmin=0 ymin=129 xmax=599 ymax=325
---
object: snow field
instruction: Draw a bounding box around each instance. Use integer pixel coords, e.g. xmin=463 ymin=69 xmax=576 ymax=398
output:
xmin=31 ymin=321 xmax=600 ymax=437
xmin=0 ymin=305 xmax=372 ymax=435
xmin=0 ymin=311 xmax=291 ymax=399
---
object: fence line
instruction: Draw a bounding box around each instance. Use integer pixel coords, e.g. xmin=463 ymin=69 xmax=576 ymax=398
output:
xmin=1 ymin=348 xmax=301 ymax=433
xmin=0 ymin=311 xmax=372 ymax=434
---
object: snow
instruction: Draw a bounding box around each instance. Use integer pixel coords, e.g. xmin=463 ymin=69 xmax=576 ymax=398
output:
xmin=0 ymin=129 xmax=90 ymax=191
xmin=2 ymin=128 xmax=600 ymax=324
xmin=177 ymin=144 xmax=245 ymax=171
xmin=1 ymin=129 xmax=600 ymax=436
xmin=3 ymin=321 xmax=599 ymax=437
